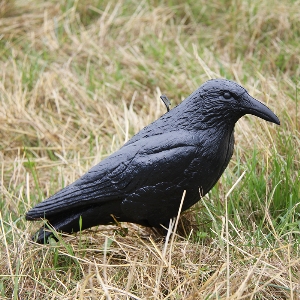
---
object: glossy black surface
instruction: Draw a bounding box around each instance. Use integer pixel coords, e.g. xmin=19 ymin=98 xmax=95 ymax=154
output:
xmin=26 ymin=79 xmax=280 ymax=243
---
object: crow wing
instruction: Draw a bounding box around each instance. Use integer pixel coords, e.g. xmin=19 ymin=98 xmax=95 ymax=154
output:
xmin=26 ymin=130 xmax=201 ymax=220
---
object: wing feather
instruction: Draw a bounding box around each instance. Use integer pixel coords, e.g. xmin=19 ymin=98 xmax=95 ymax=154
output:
xmin=26 ymin=130 xmax=199 ymax=220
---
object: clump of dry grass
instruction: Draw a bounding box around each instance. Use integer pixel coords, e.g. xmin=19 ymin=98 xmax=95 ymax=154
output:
xmin=0 ymin=0 xmax=299 ymax=299
xmin=1 ymin=220 xmax=300 ymax=298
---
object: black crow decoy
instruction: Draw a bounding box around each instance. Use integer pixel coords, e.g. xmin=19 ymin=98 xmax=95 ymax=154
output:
xmin=26 ymin=79 xmax=280 ymax=243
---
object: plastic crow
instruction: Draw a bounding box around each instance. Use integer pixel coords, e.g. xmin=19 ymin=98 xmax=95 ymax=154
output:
xmin=26 ymin=79 xmax=280 ymax=243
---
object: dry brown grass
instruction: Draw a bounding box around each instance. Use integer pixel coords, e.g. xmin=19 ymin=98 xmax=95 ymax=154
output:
xmin=0 ymin=0 xmax=299 ymax=299
xmin=2 ymin=225 xmax=300 ymax=299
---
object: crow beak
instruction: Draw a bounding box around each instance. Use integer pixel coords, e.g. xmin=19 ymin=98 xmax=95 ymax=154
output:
xmin=240 ymin=93 xmax=280 ymax=125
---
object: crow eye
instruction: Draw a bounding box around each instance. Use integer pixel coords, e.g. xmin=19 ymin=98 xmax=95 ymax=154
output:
xmin=223 ymin=92 xmax=232 ymax=99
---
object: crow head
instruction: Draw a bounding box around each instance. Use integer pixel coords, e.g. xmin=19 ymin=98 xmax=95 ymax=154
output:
xmin=192 ymin=79 xmax=280 ymax=128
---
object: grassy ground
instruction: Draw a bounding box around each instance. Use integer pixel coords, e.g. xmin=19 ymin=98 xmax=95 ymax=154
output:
xmin=0 ymin=0 xmax=299 ymax=299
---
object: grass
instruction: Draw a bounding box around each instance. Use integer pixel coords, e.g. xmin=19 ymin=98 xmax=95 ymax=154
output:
xmin=0 ymin=0 xmax=299 ymax=298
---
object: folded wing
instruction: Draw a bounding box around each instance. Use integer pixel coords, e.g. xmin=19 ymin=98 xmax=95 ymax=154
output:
xmin=26 ymin=130 xmax=199 ymax=220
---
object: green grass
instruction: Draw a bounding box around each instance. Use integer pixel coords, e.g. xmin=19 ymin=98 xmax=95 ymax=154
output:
xmin=0 ymin=0 xmax=299 ymax=298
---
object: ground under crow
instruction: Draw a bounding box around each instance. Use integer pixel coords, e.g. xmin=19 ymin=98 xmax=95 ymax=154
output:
xmin=26 ymin=79 xmax=280 ymax=243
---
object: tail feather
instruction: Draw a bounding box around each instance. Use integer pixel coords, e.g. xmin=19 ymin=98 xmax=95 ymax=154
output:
xmin=32 ymin=201 xmax=126 ymax=243
xmin=26 ymin=181 xmax=121 ymax=220
xmin=26 ymin=183 xmax=85 ymax=220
